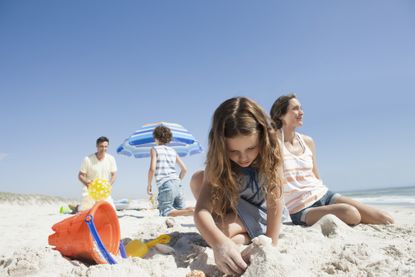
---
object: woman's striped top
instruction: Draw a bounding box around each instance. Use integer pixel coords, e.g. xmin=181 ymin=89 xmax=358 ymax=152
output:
xmin=280 ymin=130 xmax=328 ymax=214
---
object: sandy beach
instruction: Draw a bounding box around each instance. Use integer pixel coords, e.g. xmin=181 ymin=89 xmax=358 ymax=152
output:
xmin=0 ymin=192 xmax=414 ymax=277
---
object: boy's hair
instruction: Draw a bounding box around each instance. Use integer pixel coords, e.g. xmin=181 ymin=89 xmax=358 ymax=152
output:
xmin=153 ymin=125 xmax=173 ymax=144
xmin=96 ymin=136 xmax=109 ymax=145
xmin=269 ymin=94 xmax=297 ymax=129
xmin=206 ymin=97 xmax=283 ymax=219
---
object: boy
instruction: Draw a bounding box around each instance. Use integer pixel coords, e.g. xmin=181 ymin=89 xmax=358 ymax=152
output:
xmin=147 ymin=125 xmax=194 ymax=216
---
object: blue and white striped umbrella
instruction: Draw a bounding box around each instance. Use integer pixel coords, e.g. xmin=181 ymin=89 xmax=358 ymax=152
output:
xmin=117 ymin=122 xmax=203 ymax=158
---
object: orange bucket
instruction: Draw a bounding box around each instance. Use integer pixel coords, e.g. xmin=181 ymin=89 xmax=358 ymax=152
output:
xmin=48 ymin=201 xmax=120 ymax=264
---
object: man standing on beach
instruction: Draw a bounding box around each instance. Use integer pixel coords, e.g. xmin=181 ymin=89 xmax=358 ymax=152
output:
xmin=78 ymin=136 xmax=117 ymax=211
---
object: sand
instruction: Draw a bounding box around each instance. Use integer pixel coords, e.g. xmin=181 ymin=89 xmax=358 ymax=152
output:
xmin=0 ymin=192 xmax=414 ymax=277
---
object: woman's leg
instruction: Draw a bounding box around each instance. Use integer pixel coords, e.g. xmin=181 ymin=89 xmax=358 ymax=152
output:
xmin=216 ymin=212 xmax=250 ymax=245
xmin=304 ymin=203 xmax=361 ymax=226
xmin=190 ymin=170 xmax=205 ymax=200
xmin=334 ymin=196 xmax=394 ymax=224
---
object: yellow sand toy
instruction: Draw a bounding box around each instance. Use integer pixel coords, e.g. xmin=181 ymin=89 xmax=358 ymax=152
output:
xmin=149 ymin=194 xmax=157 ymax=209
xmin=88 ymin=178 xmax=112 ymax=201
xmin=125 ymin=234 xmax=171 ymax=257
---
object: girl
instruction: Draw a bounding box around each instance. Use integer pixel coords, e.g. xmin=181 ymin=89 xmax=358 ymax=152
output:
xmin=194 ymin=97 xmax=284 ymax=275
xmin=270 ymin=94 xmax=394 ymax=226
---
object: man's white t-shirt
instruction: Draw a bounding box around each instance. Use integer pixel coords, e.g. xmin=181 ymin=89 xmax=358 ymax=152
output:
xmin=79 ymin=153 xmax=117 ymax=211
xmin=80 ymin=153 xmax=117 ymax=181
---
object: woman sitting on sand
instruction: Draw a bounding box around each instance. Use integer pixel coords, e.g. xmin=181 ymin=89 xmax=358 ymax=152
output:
xmin=270 ymin=94 xmax=394 ymax=226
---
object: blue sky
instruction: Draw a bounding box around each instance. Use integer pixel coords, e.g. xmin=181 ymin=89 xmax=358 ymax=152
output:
xmin=1 ymin=1 xmax=414 ymax=200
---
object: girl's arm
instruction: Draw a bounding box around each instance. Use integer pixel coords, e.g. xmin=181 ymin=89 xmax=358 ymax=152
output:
xmin=194 ymin=181 xmax=248 ymax=275
xmin=147 ymin=148 xmax=157 ymax=195
xmin=303 ymin=135 xmax=321 ymax=179
xmin=265 ymin=193 xmax=283 ymax=246
xmin=176 ymin=155 xmax=187 ymax=180
xmin=265 ymin=165 xmax=284 ymax=246
xmin=194 ymin=183 xmax=229 ymax=247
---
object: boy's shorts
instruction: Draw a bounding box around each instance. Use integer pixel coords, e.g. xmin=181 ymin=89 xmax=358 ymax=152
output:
xmin=157 ymin=179 xmax=185 ymax=216
xmin=290 ymin=190 xmax=341 ymax=225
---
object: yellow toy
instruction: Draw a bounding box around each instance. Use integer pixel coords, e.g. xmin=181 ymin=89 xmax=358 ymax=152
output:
xmin=125 ymin=234 xmax=171 ymax=257
xmin=149 ymin=194 xmax=157 ymax=209
xmin=88 ymin=178 xmax=112 ymax=201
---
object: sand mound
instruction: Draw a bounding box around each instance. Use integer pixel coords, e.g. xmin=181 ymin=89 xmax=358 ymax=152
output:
xmin=311 ymin=214 xmax=354 ymax=238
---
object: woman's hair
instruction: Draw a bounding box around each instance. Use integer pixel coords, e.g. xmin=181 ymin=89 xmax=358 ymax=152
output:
xmin=206 ymin=97 xmax=283 ymax=219
xmin=153 ymin=125 xmax=173 ymax=144
xmin=269 ymin=94 xmax=297 ymax=129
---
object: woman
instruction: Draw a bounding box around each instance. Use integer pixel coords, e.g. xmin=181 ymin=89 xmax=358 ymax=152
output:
xmin=270 ymin=94 xmax=393 ymax=226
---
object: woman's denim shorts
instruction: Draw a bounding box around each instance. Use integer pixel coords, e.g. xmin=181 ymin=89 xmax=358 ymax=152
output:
xmin=290 ymin=190 xmax=341 ymax=225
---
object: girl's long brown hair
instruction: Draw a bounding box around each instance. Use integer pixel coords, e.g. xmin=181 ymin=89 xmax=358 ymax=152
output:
xmin=206 ymin=97 xmax=283 ymax=219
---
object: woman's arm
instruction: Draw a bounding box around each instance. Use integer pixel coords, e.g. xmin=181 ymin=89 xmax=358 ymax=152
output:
xmin=303 ymin=135 xmax=321 ymax=179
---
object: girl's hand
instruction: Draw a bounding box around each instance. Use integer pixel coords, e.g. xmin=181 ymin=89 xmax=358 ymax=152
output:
xmin=212 ymin=239 xmax=248 ymax=275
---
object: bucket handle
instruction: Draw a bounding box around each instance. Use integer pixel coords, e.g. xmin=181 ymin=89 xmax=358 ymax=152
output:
xmin=119 ymin=241 xmax=127 ymax=258
xmin=85 ymin=214 xmax=117 ymax=264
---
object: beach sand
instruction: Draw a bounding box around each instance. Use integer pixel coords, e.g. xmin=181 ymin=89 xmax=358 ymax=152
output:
xmin=0 ymin=192 xmax=414 ymax=277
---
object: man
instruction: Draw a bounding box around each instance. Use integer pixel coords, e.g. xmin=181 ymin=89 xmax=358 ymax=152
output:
xmin=78 ymin=136 xmax=117 ymax=211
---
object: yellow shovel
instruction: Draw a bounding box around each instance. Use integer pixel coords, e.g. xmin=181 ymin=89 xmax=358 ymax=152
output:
xmin=125 ymin=234 xmax=171 ymax=257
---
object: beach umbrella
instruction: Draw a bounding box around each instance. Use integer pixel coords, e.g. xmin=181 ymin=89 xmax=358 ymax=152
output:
xmin=117 ymin=122 xmax=203 ymax=158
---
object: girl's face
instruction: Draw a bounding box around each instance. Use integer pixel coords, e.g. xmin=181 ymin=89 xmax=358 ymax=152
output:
xmin=281 ymin=98 xmax=304 ymax=128
xmin=225 ymin=133 xmax=260 ymax=168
